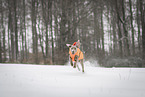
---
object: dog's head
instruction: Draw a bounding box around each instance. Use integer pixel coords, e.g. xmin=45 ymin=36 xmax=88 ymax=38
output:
xmin=66 ymin=44 xmax=77 ymax=54
xmin=70 ymin=45 xmax=77 ymax=54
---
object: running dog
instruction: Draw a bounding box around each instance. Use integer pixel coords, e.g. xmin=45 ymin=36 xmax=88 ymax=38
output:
xmin=66 ymin=43 xmax=84 ymax=72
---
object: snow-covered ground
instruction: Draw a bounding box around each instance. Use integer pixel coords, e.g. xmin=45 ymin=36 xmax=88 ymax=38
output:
xmin=0 ymin=63 xmax=145 ymax=97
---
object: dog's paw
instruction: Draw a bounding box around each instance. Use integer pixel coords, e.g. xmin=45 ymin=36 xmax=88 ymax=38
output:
xmin=82 ymin=69 xmax=84 ymax=73
xmin=73 ymin=65 xmax=76 ymax=68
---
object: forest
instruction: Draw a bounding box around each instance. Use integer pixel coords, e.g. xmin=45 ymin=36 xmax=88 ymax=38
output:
xmin=0 ymin=0 xmax=145 ymax=67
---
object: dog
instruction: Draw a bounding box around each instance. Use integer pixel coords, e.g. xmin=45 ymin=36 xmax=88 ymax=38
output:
xmin=66 ymin=43 xmax=84 ymax=72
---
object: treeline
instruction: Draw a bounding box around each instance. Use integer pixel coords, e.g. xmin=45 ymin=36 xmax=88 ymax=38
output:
xmin=0 ymin=0 xmax=145 ymax=66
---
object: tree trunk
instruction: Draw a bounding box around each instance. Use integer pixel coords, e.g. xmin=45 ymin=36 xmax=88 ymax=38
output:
xmin=37 ymin=16 xmax=46 ymax=64
xmin=136 ymin=0 xmax=141 ymax=52
xmin=140 ymin=0 xmax=145 ymax=60
xmin=23 ymin=0 xmax=28 ymax=62
xmin=0 ymin=19 xmax=2 ymax=62
xmin=93 ymin=6 xmax=100 ymax=58
xmin=8 ymin=2 xmax=11 ymax=62
xmin=49 ymin=2 xmax=54 ymax=64
xmin=8 ymin=0 xmax=15 ymax=62
xmin=101 ymin=9 xmax=105 ymax=56
xmin=129 ymin=0 xmax=135 ymax=55
xmin=31 ymin=0 xmax=38 ymax=63
xmin=116 ymin=0 xmax=123 ymax=57
xmin=14 ymin=0 xmax=18 ymax=61
xmin=0 ymin=39 xmax=2 ymax=63
xmin=59 ymin=1 xmax=68 ymax=64
xmin=20 ymin=15 xmax=24 ymax=62
xmin=121 ymin=0 xmax=130 ymax=56
xmin=54 ymin=5 xmax=59 ymax=64
xmin=93 ymin=8 xmax=97 ymax=54
xmin=1 ymin=0 xmax=6 ymax=62
xmin=112 ymin=11 xmax=117 ymax=55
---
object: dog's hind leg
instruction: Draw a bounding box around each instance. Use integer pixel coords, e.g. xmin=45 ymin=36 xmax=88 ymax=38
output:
xmin=77 ymin=64 xmax=80 ymax=71
xmin=80 ymin=59 xmax=84 ymax=72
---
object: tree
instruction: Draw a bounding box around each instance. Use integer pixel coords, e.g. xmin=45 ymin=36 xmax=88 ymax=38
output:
xmin=115 ymin=0 xmax=123 ymax=57
xmin=121 ymin=0 xmax=130 ymax=56
xmin=0 ymin=0 xmax=144 ymax=66
xmin=14 ymin=0 xmax=18 ymax=61
xmin=0 ymin=0 xmax=6 ymax=62
xmin=8 ymin=0 xmax=15 ymax=62
xmin=129 ymin=0 xmax=135 ymax=55
xmin=136 ymin=0 xmax=141 ymax=52
xmin=139 ymin=0 xmax=145 ymax=60
xmin=0 ymin=28 xmax=2 ymax=63
xmin=31 ymin=0 xmax=38 ymax=63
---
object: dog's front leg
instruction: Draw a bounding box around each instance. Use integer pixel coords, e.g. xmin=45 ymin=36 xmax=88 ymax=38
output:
xmin=73 ymin=55 xmax=79 ymax=68
xmin=69 ymin=55 xmax=73 ymax=66
xmin=73 ymin=61 xmax=77 ymax=68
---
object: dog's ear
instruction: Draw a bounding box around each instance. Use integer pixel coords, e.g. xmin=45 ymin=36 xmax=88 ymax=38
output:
xmin=66 ymin=44 xmax=72 ymax=48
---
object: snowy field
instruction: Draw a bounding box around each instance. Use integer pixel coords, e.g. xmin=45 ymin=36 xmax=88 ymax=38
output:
xmin=0 ymin=64 xmax=145 ymax=97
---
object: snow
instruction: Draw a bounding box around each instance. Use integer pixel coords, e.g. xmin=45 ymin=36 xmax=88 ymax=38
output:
xmin=0 ymin=64 xmax=145 ymax=97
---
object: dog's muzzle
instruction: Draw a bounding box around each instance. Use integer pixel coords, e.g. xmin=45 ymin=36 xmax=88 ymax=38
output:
xmin=72 ymin=51 xmax=75 ymax=54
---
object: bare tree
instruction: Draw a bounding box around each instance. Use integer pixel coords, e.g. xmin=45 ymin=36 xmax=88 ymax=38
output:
xmin=31 ymin=0 xmax=38 ymax=63
xmin=139 ymin=0 xmax=145 ymax=60
xmin=0 ymin=0 xmax=144 ymax=66
xmin=129 ymin=0 xmax=135 ymax=55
